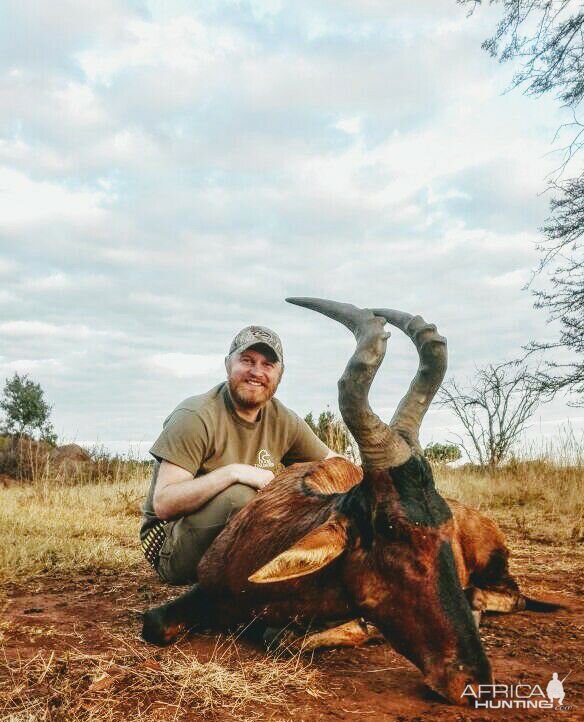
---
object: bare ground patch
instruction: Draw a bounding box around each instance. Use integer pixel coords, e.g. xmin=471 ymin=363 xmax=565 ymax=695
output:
xmin=1 ymin=541 xmax=582 ymax=722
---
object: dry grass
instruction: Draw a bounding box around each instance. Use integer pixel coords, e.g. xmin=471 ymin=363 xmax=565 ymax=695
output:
xmin=0 ymin=437 xmax=151 ymax=582
xmin=2 ymin=434 xmax=583 ymax=581
xmin=1 ymin=634 xmax=324 ymax=721
xmin=434 ymin=434 xmax=584 ymax=543
xmin=0 ymin=476 xmax=147 ymax=582
xmin=0 ymin=435 xmax=150 ymax=485
xmin=0 ymin=450 xmax=325 ymax=721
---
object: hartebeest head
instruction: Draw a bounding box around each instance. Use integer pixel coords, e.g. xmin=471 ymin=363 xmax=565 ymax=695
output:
xmin=250 ymin=298 xmax=492 ymax=704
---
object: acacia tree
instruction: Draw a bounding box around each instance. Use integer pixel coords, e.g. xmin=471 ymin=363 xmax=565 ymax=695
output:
xmin=0 ymin=373 xmax=57 ymax=444
xmin=459 ymin=0 xmax=584 ymax=403
xmin=439 ymin=363 xmax=544 ymax=467
xmin=528 ymin=178 xmax=584 ymax=399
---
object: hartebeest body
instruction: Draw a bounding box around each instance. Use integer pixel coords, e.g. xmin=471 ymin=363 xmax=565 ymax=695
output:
xmin=142 ymin=299 xmax=557 ymax=706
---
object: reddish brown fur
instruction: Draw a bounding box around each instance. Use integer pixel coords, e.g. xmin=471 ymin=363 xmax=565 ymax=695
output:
xmin=450 ymin=501 xmax=508 ymax=581
xmin=340 ymin=470 xmax=467 ymax=673
xmin=198 ymin=459 xmax=357 ymax=626
xmin=198 ymin=458 xmax=515 ymax=627
xmin=162 ymin=623 xmax=186 ymax=642
xmin=147 ymin=457 xmax=498 ymax=704
xmin=143 ymin=299 xmax=516 ymax=705
xmin=301 ymin=458 xmax=363 ymax=494
xmin=199 ymin=458 xmax=358 ymax=592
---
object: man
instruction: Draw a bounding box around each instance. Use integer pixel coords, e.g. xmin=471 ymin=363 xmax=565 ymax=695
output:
xmin=141 ymin=325 xmax=337 ymax=585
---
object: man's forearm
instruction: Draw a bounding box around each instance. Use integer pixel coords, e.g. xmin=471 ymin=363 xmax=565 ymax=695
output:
xmin=153 ymin=465 xmax=236 ymax=521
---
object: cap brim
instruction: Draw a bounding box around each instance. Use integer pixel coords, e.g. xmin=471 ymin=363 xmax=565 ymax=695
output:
xmin=232 ymin=341 xmax=282 ymax=363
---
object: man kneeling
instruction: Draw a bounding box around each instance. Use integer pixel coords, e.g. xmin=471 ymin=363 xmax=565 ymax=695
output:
xmin=140 ymin=325 xmax=337 ymax=585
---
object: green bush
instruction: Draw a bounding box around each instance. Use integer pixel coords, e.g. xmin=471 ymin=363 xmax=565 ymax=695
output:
xmin=424 ymin=442 xmax=462 ymax=465
xmin=0 ymin=373 xmax=57 ymax=445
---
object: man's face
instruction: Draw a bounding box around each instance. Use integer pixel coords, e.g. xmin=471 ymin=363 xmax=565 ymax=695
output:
xmin=226 ymin=346 xmax=283 ymax=410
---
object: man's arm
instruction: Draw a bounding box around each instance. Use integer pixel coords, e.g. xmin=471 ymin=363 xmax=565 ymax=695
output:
xmin=325 ymin=449 xmax=343 ymax=459
xmin=153 ymin=460 xmax=274 ymax=521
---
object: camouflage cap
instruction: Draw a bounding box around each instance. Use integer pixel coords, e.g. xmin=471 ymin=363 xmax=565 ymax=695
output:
xmin=228 ymin=325 xmax=283 ymax=363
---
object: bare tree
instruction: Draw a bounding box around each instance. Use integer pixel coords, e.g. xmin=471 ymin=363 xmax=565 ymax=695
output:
xmin=440 ymin=363 xmax=544 ymax=467
xmin=459 ymin=0 xmax=584 ymax=404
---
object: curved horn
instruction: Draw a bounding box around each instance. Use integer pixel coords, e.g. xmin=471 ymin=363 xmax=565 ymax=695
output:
xmin=371 ymin=309 xmax=447 ymax=451
xmin=286 ymin=297 xmax=411 ymax=469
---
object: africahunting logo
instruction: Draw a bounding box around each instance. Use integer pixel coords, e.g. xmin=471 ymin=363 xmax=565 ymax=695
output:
xmin=462 ymin=671 xmax=572 ymax=710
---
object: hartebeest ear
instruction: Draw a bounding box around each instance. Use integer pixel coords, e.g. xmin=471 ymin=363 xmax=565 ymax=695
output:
xmin=248 ymin=515 xmax=350 ymax=584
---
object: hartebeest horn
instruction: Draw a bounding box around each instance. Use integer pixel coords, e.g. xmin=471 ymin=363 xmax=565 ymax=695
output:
xmin=371 ymin=308 xmax=447 ymax=452
xmin=286 ymin=297 xmax=411 ymax=469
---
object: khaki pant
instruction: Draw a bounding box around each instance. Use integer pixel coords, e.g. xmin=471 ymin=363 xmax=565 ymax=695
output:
xmin=156 ymin=483 xmax=256 ymax=585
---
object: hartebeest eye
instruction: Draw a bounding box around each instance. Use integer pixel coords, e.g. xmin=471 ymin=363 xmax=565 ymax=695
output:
xmin=373 ymin=512 xmax=409 ymax=542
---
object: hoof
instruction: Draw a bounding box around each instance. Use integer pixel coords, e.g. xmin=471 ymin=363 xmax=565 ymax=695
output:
xmin=262 ymin=626 xmax=298 ymax=652
xmin=141 ymin=609 xmax=183 ymax=646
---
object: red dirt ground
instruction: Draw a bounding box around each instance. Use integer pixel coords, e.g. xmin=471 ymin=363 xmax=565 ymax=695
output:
xmin=1 ymin=542 xmax=582 ymax=722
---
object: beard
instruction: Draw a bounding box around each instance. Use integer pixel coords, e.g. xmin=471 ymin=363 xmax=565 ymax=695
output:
xmin=228 ymin=376 xmax=279 ymax=410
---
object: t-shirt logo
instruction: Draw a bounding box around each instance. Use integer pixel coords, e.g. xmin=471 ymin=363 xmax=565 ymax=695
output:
xmin=256 ymin=448 xmax=275 ymax=469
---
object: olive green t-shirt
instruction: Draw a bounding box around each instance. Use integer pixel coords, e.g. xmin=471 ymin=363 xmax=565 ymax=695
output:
xmin=140 ymin=383 xmax=328 ymax=539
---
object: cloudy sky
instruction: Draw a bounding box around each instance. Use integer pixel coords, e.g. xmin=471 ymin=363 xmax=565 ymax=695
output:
xmin=0 ymin=0 xmax=581 ymax=458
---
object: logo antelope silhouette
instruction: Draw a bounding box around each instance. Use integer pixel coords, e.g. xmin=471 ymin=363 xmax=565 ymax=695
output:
xmin=142 ymin=298 xmax=561 ymax=706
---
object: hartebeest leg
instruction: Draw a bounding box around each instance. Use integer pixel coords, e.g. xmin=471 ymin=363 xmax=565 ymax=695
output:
xmin=466 ymin=584 xmax=564 ymax=618
xmin=142 ymin=583 xmax=214 ymax=645
xmin=466 ymin=547 xmax=527 ymax=616
xmin=288 ymin=619 xmax=383 ymax=653
xmin=466 ymin=586 xmax=525 ymax=615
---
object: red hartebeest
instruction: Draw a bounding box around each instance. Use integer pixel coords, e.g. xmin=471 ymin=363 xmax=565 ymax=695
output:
xmin=142 ymin=298 xmax=559 ymax=706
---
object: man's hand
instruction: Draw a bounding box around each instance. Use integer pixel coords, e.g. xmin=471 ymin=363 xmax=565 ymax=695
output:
xmin=229 ymin=463 xmax=274 ymax=490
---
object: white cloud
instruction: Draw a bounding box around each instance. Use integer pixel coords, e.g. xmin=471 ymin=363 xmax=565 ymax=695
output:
xmin=334 ymin=115 xmax=362 ymax=136
xmin=0 ymin=321 xmax=91 ymax=338
xmin=0 ymin=357 xmax=66 ymax=375
xmin=0 ymin=167 xmax=106 ymax=226
xmin=0 ymin=2 xmax=574 ymax=450
xmin=147 ymin=353 xmax=225 ymax=378
xmin=129 ymin=292 xmax=186 ymax=311
xmin=77 ymin=16 xmax=245 ymax=85
xmin=0 ymin=258 xmax=19 ymax=275
xmin=19 ymin=272 xmax=110 ymax=292
xmin=487 ymin=269 xmax=531 ymax=287
xmin=54 ymin=81 xmax=107 ymax=126
xmin=0 ymin=321 xmax=124 ymax=340
xmin=100 ymin=246 xmax=179 ymax=266
xmin=0 ymin=290 xmax=18 ymax=303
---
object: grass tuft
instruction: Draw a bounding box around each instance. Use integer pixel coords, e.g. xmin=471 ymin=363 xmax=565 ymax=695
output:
xmin=434 ymin=435 xmax=584 ymax=543
xmin=0 ymin=635 xmax=324 ymax=721
xmin=0 ymin=477 xmax=146 ymax=582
